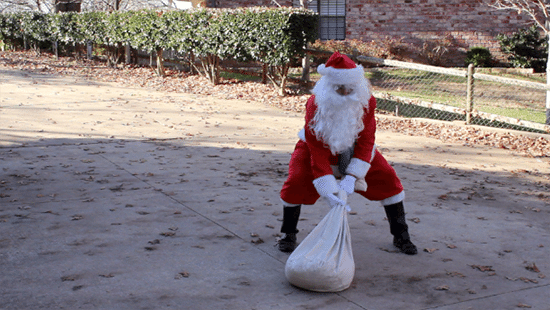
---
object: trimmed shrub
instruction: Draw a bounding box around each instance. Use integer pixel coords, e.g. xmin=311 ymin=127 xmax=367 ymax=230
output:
xmin=497 ymin=25 xmax=548 ymax=72
xmin=465 ymin=47 xmax=492 ymax=67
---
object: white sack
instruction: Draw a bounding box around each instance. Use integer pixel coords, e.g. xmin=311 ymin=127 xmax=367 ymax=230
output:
xmin=284 ymin=204 xmax=355 ymax=292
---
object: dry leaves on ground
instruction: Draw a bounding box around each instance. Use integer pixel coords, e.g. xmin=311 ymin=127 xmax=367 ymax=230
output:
xmin=1 ymin=50 xmax=549 ymax=160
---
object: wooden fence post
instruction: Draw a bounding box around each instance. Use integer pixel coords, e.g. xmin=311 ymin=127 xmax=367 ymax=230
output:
xmin=466 ymin=63 xmax=475 ymax=125
xmin=125 ymin=45 xmax=131 ymax=64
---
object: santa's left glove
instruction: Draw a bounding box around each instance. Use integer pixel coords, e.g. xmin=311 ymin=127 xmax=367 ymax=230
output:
xmin=313 ymin=175 xmax=347 ymax=207
xmin=339 ymin=175 xmax=357 ymax=195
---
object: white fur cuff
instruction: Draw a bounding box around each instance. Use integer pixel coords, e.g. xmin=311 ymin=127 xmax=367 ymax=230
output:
xmin=381 ymin=191 xmax=405 ymax=206
xmin=317 ymin=64 xmax=365 ymax=85
xmin=345 ymin=158 xmax=371 ymax=179
xmin=298 ymin=128 xmax=306 ymax=142
xmin=312 ymin=175 xmax=339 ymax=197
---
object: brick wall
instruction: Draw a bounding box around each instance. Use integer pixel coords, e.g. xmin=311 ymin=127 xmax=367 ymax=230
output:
xmin=208 ymin=0 xmax=534 ymax=65
xmin=346 ymin=0 xmax=531 ymax=64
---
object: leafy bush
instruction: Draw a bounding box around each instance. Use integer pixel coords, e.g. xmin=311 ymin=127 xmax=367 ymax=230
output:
xmin=497 ymin=25 xmax=548 ymax=72
xmin=0 ymin=13 xmax=23 ymax=47
xmin=75 ymin=11 xmax=106 ymax=45
xmin=465 ymin=47 xmax=492 ymax=67
xmin=0 ymin=8 xmax=317 ymax=92
xmin=48 ymin=12 xmax=81 ymax=45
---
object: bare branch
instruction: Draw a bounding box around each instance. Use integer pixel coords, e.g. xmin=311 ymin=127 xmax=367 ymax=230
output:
xmin=486 ymin=0 xmax=550 ymax=32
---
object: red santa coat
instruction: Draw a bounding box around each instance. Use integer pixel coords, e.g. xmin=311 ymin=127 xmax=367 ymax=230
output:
xmin=280 ymin=95 xmax=404 ymax=205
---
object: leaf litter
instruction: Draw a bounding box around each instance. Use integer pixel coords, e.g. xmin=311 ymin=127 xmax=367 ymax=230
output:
xmin=1 ymin=51 xmax=548 ymax=160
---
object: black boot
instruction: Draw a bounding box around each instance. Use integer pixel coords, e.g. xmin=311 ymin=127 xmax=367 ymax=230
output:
xmin=278 ymin=205 xmax=301 ymax=253
xmin=384 ymin=202 xmax=418 ymax=255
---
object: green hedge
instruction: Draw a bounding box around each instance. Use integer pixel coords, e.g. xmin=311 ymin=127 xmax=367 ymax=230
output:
xmin=0 ymin=8 xmax=318 ymax=89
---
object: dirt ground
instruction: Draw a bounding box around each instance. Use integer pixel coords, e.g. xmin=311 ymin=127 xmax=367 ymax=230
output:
xmin=1 ymin=61 xmax=550 ymax=309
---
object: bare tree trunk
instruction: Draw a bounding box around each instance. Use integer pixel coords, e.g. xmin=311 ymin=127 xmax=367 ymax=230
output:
xmin=301 ymin=55 xmax=310 ymax=82
xmin=198 ymin=54 xmax=220 ymax=84
xmin=262 ymin=63 xmax=268 ymax=84
xmin=207 ymin=55 xmax=220 ymax=85
xmin=53 ymin=41 xmax=59 ymax=60
xmin=156 ymin=48 xmax=166 ymax=77
xmin=125 ymin=45 xmax=131 ymax=64
xmin=279 ymin=64 xmax=289 ymax=96
xmin=189 ymin=52 xmax=196 ymax=74
xmin=87 ymin=41 xmax=93 ymax=60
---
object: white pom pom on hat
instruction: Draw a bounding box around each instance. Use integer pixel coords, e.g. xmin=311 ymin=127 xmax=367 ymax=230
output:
xmin=317 ymin=51 xmax=365 ymax=85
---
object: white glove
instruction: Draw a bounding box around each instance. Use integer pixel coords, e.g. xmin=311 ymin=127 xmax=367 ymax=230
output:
xmin=313 ymin=175 xmax=348 ymax=209
xmin=339 ymin=175 xmax=357 ymax=195
xmin=325 ymin=190 xmax=347 ymax=208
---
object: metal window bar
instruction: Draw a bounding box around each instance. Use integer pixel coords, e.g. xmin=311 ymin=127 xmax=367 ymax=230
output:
xmin=294 ymin=0 xmax=346 ymax=40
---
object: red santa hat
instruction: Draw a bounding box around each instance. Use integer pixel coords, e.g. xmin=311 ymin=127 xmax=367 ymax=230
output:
xmin=316 ymin=51 xmax=365 ymax=85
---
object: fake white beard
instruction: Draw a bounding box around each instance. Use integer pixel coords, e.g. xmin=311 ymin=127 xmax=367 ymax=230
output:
xmin=310 ymin=90 xmax=366 ymax=155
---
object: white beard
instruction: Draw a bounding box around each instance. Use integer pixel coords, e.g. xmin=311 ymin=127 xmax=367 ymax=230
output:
xmin=310 ymin=90 xmax=366 ymax=155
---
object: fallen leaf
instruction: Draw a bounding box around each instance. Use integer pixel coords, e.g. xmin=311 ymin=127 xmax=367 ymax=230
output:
xmin=4 ymin=51 xmax=549 ymax=164
xmin=109 ymin=184 xmax=124 ymax=192
xmin=175 ymin=271 xmax=190 ymax=279
xmin=519 ymin=277 xmax=538 ymax=283
xmin=470 ymin=265 xmax=495 ymax=272
xmin=251 ymin=238 xmax=264 ymax=244
xmin=525 ymin=263 xmax=540 ymax=273
xmin=424 ymin=248 xmax=438 ymax=254
xmin=447 ymin=271 xmax=465 ymax=278
xmin=435 ymin=285 xmax=450 ymax=291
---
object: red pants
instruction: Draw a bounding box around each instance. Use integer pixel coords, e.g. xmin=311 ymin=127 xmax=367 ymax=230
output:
xmin=280 ymin=140 xmax=403 ymax=205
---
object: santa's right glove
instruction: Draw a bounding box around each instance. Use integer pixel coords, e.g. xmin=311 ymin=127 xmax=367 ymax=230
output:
xmin=339 ymin=175 xmax=357 ymax=195
xmin=313 ymin=175 xmax=347 ymax=208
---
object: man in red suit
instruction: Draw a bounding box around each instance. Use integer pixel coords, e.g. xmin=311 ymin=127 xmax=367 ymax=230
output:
xmin=278 ymin=51 xmax=417 ymax=255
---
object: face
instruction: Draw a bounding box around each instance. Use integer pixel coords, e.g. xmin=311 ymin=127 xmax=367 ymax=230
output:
xmin=334 ymin=84 xmax=355 ymax=96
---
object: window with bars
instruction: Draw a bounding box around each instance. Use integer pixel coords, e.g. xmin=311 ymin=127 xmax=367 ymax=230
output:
xmin=293 ymin=0 xmax=346 ymax=40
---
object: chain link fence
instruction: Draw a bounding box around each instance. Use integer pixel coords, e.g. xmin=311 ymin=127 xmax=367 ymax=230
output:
xmin=121 ymin=48 xmax=550 ymax=134
xmin=355 ymin=55 xmax=550 ymax=134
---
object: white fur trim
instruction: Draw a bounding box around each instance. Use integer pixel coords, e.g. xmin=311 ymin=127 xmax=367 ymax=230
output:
xmin=380 ymin=191 xmax=405 ymax=206
xmin=317 ymin=63 xmax=366 ymax=85
xmin=280 ymin=198 xmax=301 ymax=207
xmin=345 ymin=158 xmax=371 ymax=179
xmin=298 ymin=128 xmax=306 ymax=142
xmin=354 ymin=178 xmax=367 ymax=192
xmin=312 ymin=174 xmax=339 ymax=197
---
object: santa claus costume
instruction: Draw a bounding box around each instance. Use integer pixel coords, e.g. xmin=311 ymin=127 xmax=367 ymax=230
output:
xmin=278 ymin=51 xmax=417 ymax=255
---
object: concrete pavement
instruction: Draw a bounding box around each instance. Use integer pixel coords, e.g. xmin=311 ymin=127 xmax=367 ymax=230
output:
xmin=1 ymin=67 xmax=549 ymax=310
